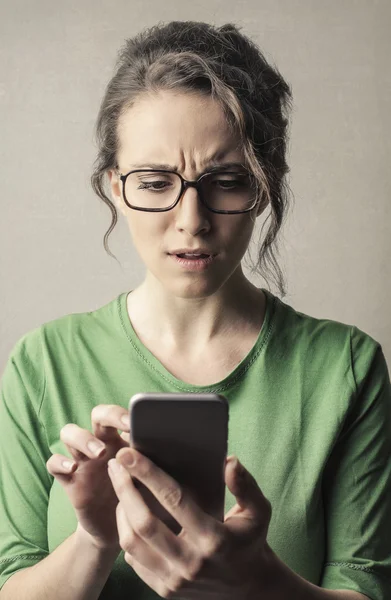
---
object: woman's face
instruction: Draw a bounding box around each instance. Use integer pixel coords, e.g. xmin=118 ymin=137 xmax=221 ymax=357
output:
xmin=109 ymin=90 xmax=266 ymax=298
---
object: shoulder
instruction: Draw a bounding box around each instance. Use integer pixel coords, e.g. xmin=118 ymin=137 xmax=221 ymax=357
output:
xmin=273 ymin=292 xmax=380 ymax=351
xmin=3 ymin=293 xmax=123 ymax=375
xmin=270 ymin=293 xmax=385 ymax=392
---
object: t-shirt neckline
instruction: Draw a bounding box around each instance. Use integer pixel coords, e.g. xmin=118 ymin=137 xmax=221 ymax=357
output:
xmin=117 ymin=287 xmax=277 ymax=392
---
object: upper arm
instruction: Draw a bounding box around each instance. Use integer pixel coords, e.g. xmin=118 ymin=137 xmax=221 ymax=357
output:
xmin=319 ymin=327 xmax=391 ymax=600
xmin=0 ymin=335 xmax=52 ymax=590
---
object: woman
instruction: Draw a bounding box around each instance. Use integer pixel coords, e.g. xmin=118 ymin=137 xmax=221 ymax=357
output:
xmin=0 ymin=20 xmax=390 ymax=600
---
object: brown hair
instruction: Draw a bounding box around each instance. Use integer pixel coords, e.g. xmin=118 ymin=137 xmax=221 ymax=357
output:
xmin=91 ymin=21 xmax=293 ymax=297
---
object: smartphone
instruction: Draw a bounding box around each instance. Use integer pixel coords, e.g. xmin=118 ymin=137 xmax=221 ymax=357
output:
xmin=128 ymin=392 xmax=229 ymax=534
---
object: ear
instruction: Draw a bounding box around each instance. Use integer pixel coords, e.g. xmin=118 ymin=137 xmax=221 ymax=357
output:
xmin=107 ymin=169 xmax=127 ymax=217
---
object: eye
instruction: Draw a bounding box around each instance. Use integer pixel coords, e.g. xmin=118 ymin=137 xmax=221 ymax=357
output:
xmin=208 ymin=175 xmax=248 ymax=190
xmin=137 ymin=180 xmax=172 ymax=191
xmin=215 ymin=179 xmax=242 ymax=189
xmin=134 ymin=172 xmax=176 ymax=192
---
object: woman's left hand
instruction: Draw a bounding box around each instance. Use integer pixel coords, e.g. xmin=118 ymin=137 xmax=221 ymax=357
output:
xmin=107 ymin=446 xmax=276 ymax=599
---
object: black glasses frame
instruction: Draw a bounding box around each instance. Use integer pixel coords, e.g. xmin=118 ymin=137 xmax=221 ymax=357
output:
xmin=117 ymin=168 xmax=260 ymax=214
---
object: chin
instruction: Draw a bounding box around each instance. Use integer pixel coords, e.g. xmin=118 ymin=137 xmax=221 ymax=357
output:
xmin=172 ymin=275 xmax=231 ymax=299
xmin=147 ymin=257 xmax=237 ymax=298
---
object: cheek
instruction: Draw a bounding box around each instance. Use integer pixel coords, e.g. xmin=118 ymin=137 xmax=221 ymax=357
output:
xmin=126 ymin=215 xmax=166 ymax=256
xmin=219 ymin=216 xmax=255 ymax=252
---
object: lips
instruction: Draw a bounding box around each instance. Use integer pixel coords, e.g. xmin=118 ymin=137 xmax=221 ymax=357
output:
xmin=168 ymin=248 xmax=215 ymax=256
xmin=170 ymin=253 xmax=216 ymax=270
xmin=176 ymin=253 xmax=210 ymax=258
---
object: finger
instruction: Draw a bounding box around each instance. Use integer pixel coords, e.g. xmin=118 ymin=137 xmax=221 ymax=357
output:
xmin=123 ymin=553 xmax=169 ymax=598
xmin=120 ymin=431 xmax=130 ymax=443
xmin=230 ymin=457 xmax=271 ymax=518
xmin=115 ymin=501 xmax=172 ymax=582
xmin=223 ymin=457 xmax=271 ymax=541
xmin=108 ymin=459 xmax=192 ymax=568
xmin=46 ymin=453 xmax=78 ymax=477
xmin=91 ymin=404 xmax=130 ymax=442
xmin=115 ymin=448 xmax=218 ymax=537
xmin=60 ymin=423 xmax=106 ymax=461
xmin=125 ymin=551 xmax=205 ymax=599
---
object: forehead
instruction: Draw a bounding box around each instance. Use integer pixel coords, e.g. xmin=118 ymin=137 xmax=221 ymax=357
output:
xmin=117 ymin=90 xmax=244 ymax=169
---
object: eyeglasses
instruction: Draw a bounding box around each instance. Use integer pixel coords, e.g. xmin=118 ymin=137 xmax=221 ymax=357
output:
xmin=116 ymin=168 xmax=260 ymax=214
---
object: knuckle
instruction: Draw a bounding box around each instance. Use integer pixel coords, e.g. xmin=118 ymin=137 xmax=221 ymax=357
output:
xmin=91 ymin=404 xmax=117 ymax=423
xmin=185 ymin=557 xmax=204 ymax=581
xmin=59 ymin=423 xmax=76 ymax=439
xmin=91 ymin=404 xmax=109 ymax=421
xmin=136 ymin=461 xmax=152 ymax=479
xmin=161 ymin=484 xmax=183 ymax=510
xmin=119 ymin=529 xmax=136 ymax=553
xmin=90 ymin=405 xmax=101 ymax=422
xmin=45 ymin=456 xmax=55 ymax=472
xmin=166 ymin=574 xmax=186 ymax=595
xmin=46 ymin=454 xmax=72 ymax=476
xmin=135 ymin=513 xmax=158 ymax=539
xmin=202 ymin=532 xmax=226 ymax=558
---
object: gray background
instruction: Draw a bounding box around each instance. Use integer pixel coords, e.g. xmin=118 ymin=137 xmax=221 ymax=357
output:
xmin=1 ymin=0 xmax=390 ymax=371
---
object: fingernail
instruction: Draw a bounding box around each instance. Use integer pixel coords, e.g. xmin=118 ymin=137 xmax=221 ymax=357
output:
xmin=122 ymin=450 xmax=136 ymax=467
xmin=108 ymin=458 xmax=124 ymax=474
xmin=87 ymin=440 xmax=105 ymax=456
xmin=62 ymin=460 xmax=76 ymax=471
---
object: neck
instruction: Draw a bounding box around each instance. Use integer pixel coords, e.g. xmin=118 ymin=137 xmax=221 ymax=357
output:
xmin=127 ymin=268 xmax=265 ymax=354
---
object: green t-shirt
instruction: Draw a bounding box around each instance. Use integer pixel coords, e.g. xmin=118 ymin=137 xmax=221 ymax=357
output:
xmin=1 ymin=288 xmax=391 ymax=600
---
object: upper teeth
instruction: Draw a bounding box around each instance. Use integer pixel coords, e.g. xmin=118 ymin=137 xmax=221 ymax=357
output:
xmin=183 ymin=253 xmax=202 ymax=257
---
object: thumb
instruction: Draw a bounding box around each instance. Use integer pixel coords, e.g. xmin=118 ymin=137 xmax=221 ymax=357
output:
xmin=225 ymin=456 xmax=267 ymax=517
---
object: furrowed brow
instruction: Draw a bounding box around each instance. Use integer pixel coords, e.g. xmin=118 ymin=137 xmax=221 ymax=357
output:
xmin=124 ymin=161 xmax=247 ymax=176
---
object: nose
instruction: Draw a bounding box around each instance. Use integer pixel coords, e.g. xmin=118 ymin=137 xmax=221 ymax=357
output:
xmin=173 ymin=184 xmax=211 ymax=236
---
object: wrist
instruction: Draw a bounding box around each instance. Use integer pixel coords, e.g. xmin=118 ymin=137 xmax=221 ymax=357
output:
xmin=257 ymin=544 xmax=338 ymax=600
xmin=257 ymin=542 xmax=282 ymax=594
xmin=75 ymin=522 xmax=121 ymax=558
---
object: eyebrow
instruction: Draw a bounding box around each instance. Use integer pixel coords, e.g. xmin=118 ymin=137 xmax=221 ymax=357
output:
xmin=123 ymin=161 xmax=247 ymax=176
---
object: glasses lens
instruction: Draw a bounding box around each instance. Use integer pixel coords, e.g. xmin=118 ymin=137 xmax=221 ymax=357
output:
xmin=125 ymin=171 xmax=181 ymax=209
xmin=124 ymin=170 xmax=258 ymax=212
xmin=200 ymin=172 xmax=257 ymax=212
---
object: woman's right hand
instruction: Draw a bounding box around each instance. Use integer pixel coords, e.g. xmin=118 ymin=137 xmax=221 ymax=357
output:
xmin=46 ymin=404 xmax=131 ymax=551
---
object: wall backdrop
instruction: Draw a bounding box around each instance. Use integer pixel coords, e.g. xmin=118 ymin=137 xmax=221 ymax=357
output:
xmin=1 ymin=0 xmax=390 ymax=371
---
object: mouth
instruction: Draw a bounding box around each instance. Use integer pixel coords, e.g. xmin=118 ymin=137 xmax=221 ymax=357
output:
xmin=174 ymin=253 xmax=211 ymax=259
xmin=168 ymin=248 xmax=217 ymax=259
xmin=168 ymin=253 xmax=216 ymax=270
